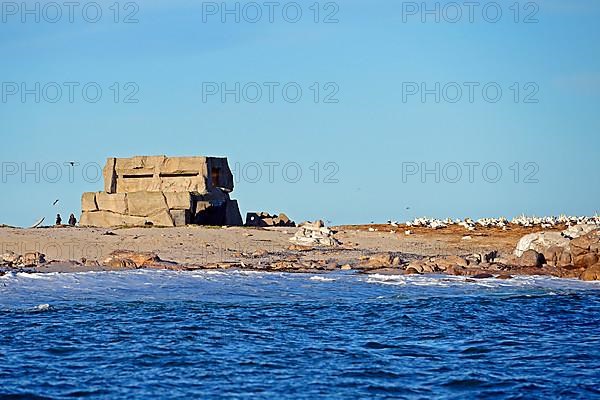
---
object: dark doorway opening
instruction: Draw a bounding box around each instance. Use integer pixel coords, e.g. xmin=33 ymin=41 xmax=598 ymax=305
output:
xmin=211 ymin=168 xmax=220 ymax=187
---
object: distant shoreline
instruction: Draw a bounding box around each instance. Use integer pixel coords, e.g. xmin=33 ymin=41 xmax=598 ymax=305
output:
xmin=2 ymin=223 xmax=599 ymax=281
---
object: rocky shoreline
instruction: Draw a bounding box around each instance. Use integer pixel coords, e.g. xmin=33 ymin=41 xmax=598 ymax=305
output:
xmin=2 ymin=221 xmax=600 ymax=281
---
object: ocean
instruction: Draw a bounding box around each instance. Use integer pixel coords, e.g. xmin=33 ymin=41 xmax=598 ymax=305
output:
xmin=1 ymin=270 xmax=599 ymax=399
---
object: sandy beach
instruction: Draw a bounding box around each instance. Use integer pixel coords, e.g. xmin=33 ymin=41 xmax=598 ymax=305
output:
xmin=4 ymin=223 xmax=597 ymax=280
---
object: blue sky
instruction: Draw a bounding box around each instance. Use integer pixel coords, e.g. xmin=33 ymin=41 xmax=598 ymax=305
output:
xmin=1 ymin=0 xmax=599 ymax=226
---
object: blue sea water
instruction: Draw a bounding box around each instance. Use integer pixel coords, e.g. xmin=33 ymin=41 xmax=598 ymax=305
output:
xmin=1 ymin=270 xmax=600 ymax=399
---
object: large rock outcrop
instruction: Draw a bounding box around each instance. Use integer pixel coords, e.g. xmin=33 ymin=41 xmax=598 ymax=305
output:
xmin=514 ymin=226 xmax=600 ymax=280
xmin=246 ymin=212 xmax=296 ymax=227
xmin=80 ymin=156 xmax=243 ymax=228
xmin=515 ymin=232 xmax=569 ymax=257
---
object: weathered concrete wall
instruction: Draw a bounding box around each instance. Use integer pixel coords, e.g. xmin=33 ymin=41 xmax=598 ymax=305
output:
xmin=80 ymin=191 xmax=242 ymax=228
xmin=81 ymin=155 xmax=242 ymax=228
xmin=103 ymin=156 xmax=234 ymax=194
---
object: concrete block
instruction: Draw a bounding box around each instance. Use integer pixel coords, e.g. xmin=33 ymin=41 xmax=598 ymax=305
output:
xmin=81 ymin=192 xmax=98 ymax=212
xmin=164 ymin=192 xmax=193 ymax=210
xmin=128 ymin=192 xmax=168 ymax=217
xmin=96 ymin=193 xmax=128 ymax=214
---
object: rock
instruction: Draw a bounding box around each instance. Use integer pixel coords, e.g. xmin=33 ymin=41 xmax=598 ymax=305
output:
xmin=81 ymin=192 xmax=98 ymax=212
xmin=170 ymin=209 xmax=191 ymax=227
xmin=557 ymin=250 xmax=573 ymax=267
xmin=421 ymin=263 xmax=436 ymax=273
xmin=102 ymin=250 xmax=161 ymax=269
xmin=515 ymin=232 xmax=569 ymax=257
xmin=574 ymin=253 xmax=599 ymax=269
xmin=96 ymin=192 xmax=128 ymax=214
xmin=82 ymin=258 xmax=101 ymax=267
xmin=358 ymin=253 xmax=401 ymax=269
xmin=103 ymin=157 xmax=117 ymax=193
xmin=562 ymin=224 xmax=599 ymax=239
xmin=269 ymin=261 xmax=297 ymax=271
xmin=543 ymin=245 xmax=565 ymax=266
xmin=324 ymin=262 xmax=338 ymax=271
xmin=224 ymin=200 xmax=243 ymax=226
xmin=1 ymin=251 xmax=20 ymax=266
xmin=146 ymin=210 xmax=175 ymax=227
xmin=290 ymin=221 xmax=340 ymax=247
xmin=570 ymin=230 xmax=600 ymax=257
xmin=445 ymin=265 xmax=467 ymax=276
xmin=115 ymin=250 xmax=161 ymax=266
xmin=551 ymin=263 xmax=584 ymax=279
xmin=22 ymin=252 xmax=45 ymax=267
xmin=405 ymin=261 xmax=425 ymax=273
xmin=164 ymin=192 xmax=193 ymax=210
xmin=430 ymin=260 xmax=450 ymax=271
xmin=279 ymin=213 xmax=291 ymax=224
xmin=252 ymin=249 xmax=268 ymax=257
xmin=303 ymin=220 xmax=325 ymax=229
xmin=288 ymin=244 xmax=312 ymax=251
xmin=262 ymin=218 xmax=275 ymax=226
xmin=103 ymin=256 xmax=138 ymax=269
xmin=366 ymin=268 xmax=402 ymax=275
xmin=128 ymin=192 xmax=168 ymax=217
xmin=404 ymin=267 xmax=421 ymax=275
xmin=245 ymin=212 xmax=295 ymax=227
xmin=446 ymin=255 xmax=469 ymax=268
xmin=517 ymin=250 xmax=545 ymax=268
xmin=493 ymin=256 xmax=513 ymax=266
xmin=497 ymin=274 xmax=513 ymax=280
xmin=471 ymin=273 xmax=494 ymax=279
xmin=580 ymin=264 xmax=600 ymax=281
xmin=80 ymin=211 xmax=147 ymax=228
xmin=340 ymin=264 xmax=352 ymax=270
xmin=465 ymin=253 xmax=482 ymax=265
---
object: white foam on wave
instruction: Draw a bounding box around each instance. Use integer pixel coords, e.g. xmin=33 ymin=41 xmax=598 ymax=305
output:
xmin=33 ymin=303 xmax=52 ymax=312
xmin=1 ymin=270 xmax=598 ymax=310
xmin=309 ymin=276 xmax=336 ymax=282
xmin=363 ymin=273 xmax=599 ymax=290
xmin=15 ymin=272 xmax=53 ymax=280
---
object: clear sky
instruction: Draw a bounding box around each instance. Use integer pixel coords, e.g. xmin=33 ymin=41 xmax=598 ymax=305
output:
xmin=1 ymin=0 xmax=599 ymax=227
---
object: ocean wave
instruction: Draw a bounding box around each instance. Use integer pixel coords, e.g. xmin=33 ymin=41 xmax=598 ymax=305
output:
xmin=363 ymin=273 xmax=599 ymax=291
xmin=309 ymin=276 xmax=336 ymax=282
xmin=1 ymin=269 xmax=598 ymax=311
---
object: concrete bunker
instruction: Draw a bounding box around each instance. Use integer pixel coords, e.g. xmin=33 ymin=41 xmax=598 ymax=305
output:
xmin=80 ymin=155 xmax=243 ymax=228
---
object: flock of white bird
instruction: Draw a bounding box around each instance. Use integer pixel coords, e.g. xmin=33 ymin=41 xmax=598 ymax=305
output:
xmin=394 ymin=215 xmax=600 ymax=230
